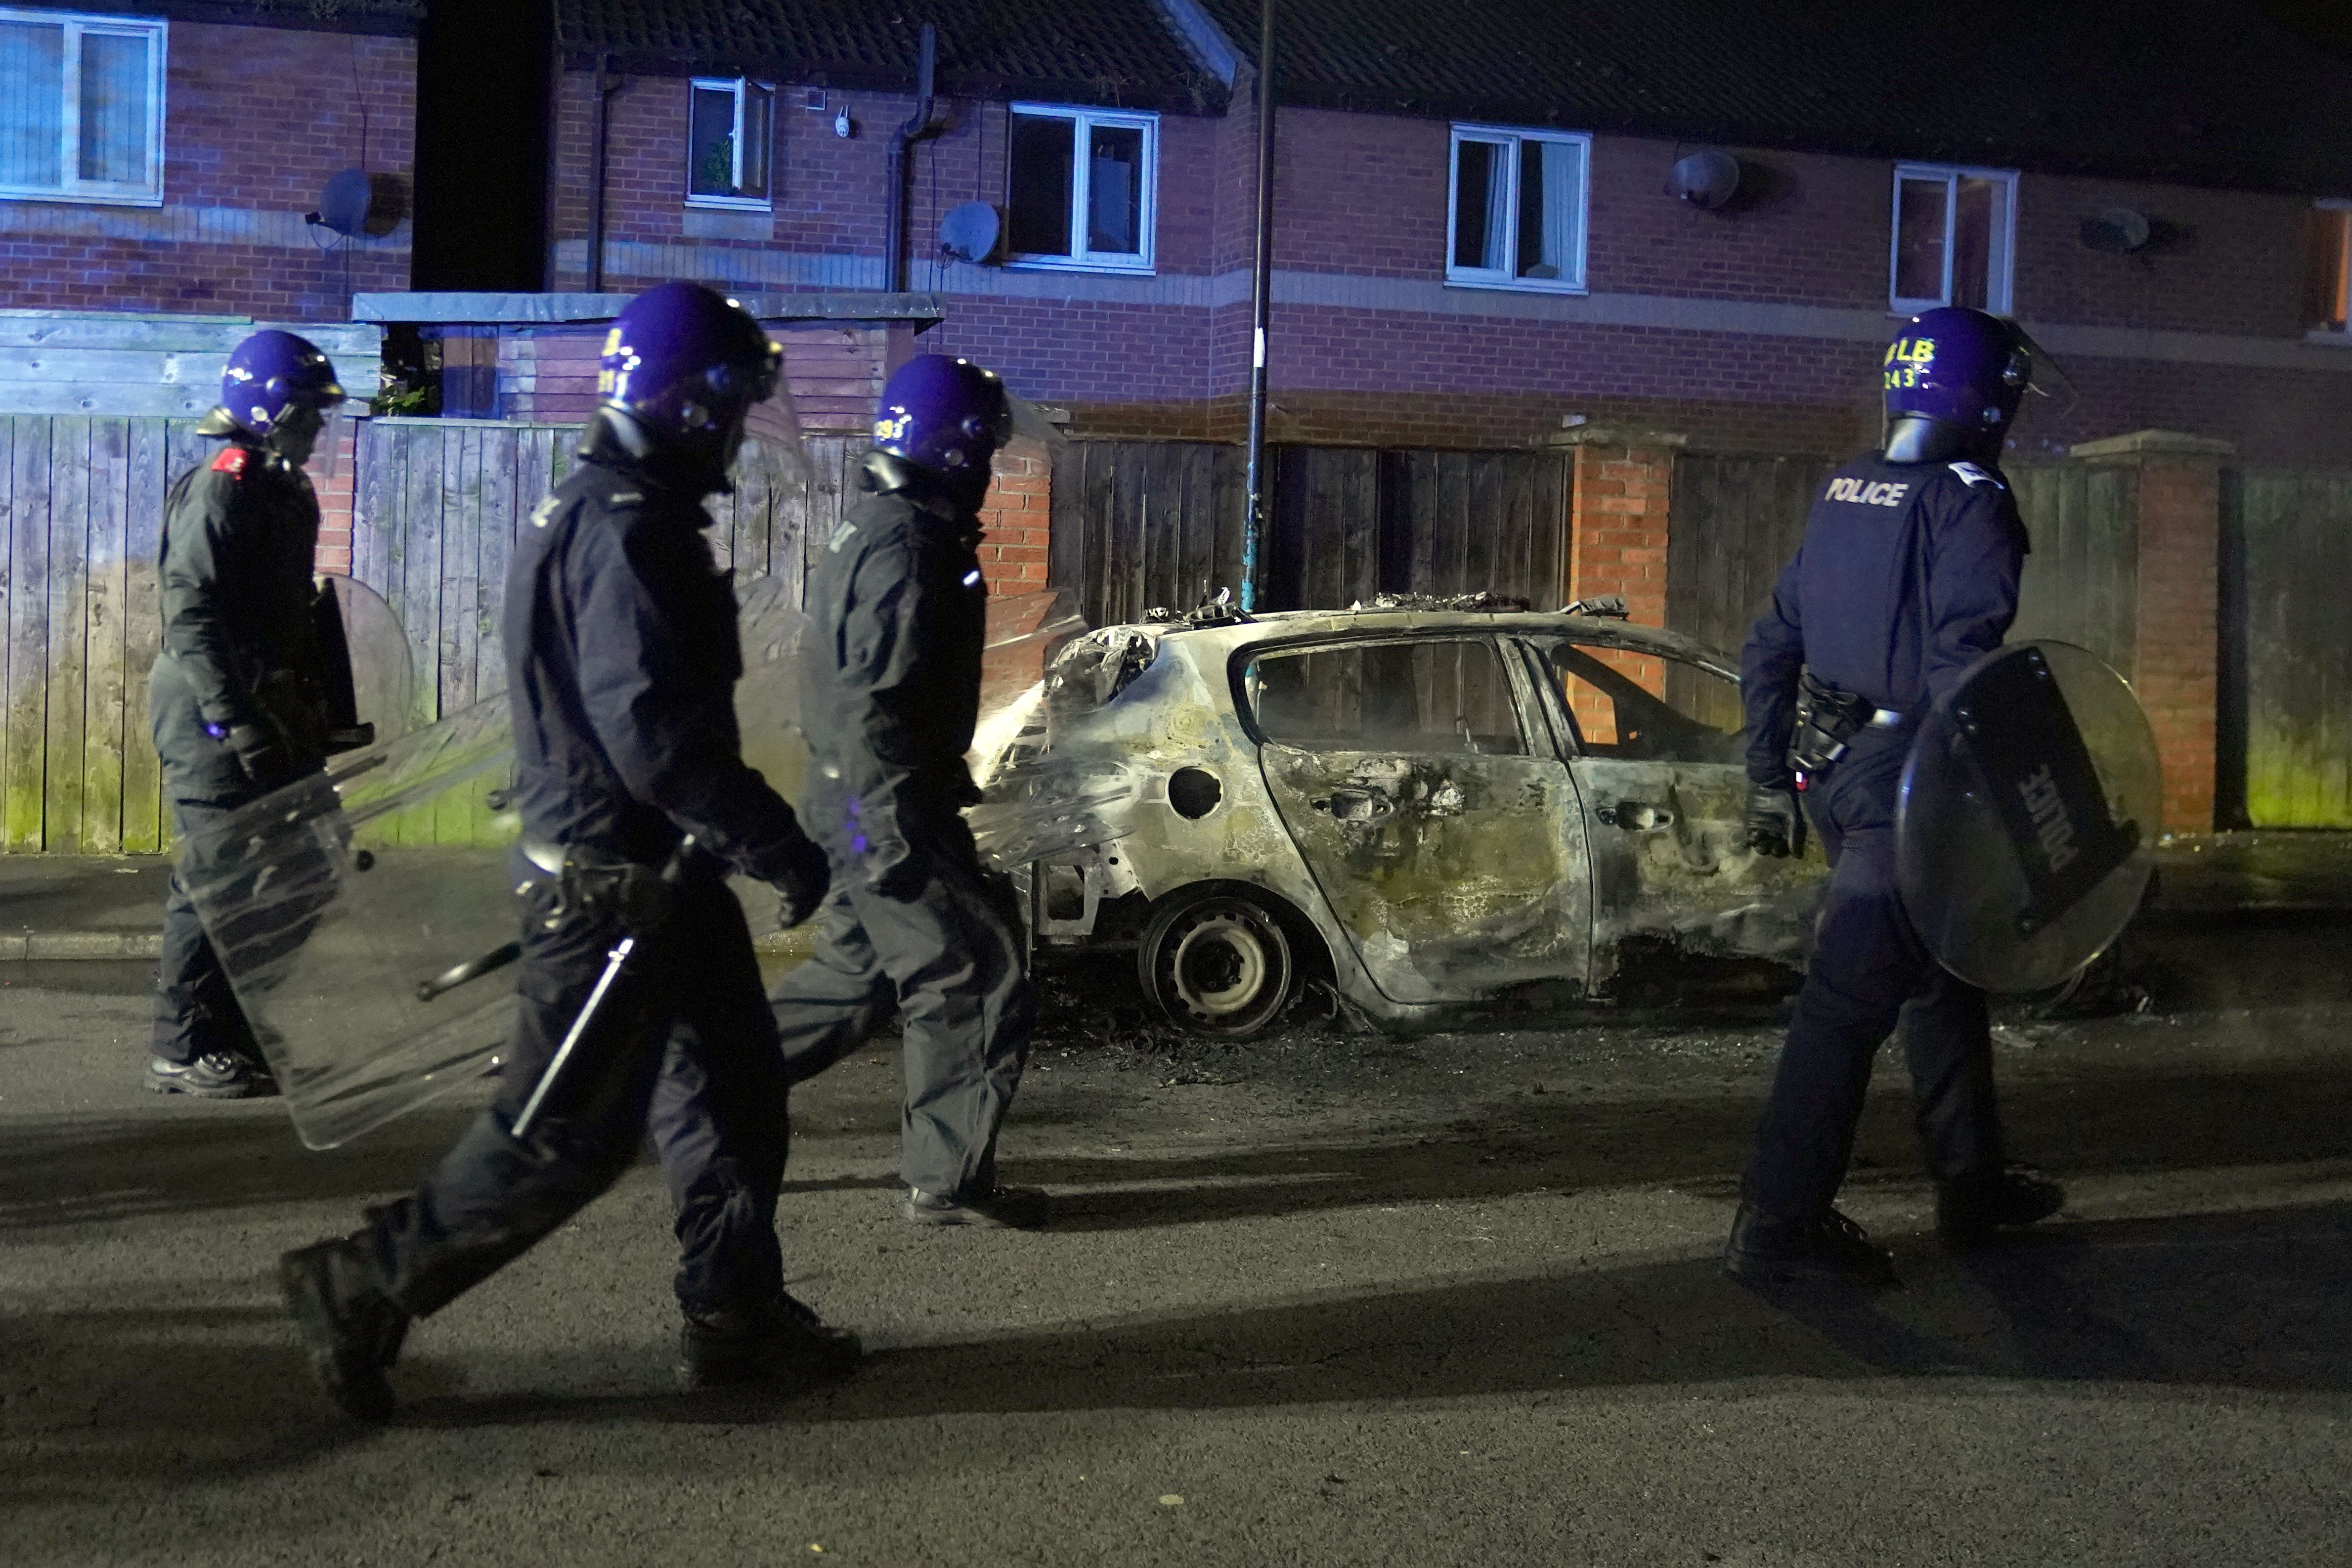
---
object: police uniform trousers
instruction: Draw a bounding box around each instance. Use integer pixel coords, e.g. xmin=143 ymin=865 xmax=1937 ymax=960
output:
xmin=152 ymin=798 xmax=268 ymax=1066
xmin=767 ymin=808 xmax=1036 ymax=1199
xmin=356 ymin=859 xmax=792 ymax=1320
xmin=1743 ymin=727 xmax=2006 ymax=1220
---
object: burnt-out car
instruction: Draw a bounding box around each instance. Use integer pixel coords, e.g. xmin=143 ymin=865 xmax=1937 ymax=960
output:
xmin=980 ymin=602 xmax=1827 ymax=1036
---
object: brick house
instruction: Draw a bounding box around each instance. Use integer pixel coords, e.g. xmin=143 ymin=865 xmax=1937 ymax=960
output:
xmin=538 ymin=0 xmax=2352 ymax=467
xmin=0 ymin=0 xmax=418 ymax=322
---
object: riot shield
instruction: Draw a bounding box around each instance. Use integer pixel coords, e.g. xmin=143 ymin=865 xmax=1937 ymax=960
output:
xmin=1896 ymin=640 xmax=2160 ymax=993
xmin=187 ymin=577 xmax=1124 ymax=1148
xmin=328 ymin=575 xmax=419 ymax=745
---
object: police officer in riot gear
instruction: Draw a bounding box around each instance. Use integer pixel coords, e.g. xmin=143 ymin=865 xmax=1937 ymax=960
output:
xmin=279 ymin=283 xmax=850 ymax=1421
xmin=767 ymin=355 xmax=1044 ymax=1229
xmin=1729 ymin=306 xmax=2065 ymax=1287
xmin=146 ymin=331 xmax=348 ymax=1099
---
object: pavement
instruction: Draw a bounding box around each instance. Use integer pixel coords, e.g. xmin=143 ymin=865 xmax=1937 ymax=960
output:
xmin=4 ymin=920 xmax=2351 ymax=1565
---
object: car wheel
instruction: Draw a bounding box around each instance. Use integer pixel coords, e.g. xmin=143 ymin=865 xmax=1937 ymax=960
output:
xmin=1137 ymin=886 xmax=1299 ymax=1037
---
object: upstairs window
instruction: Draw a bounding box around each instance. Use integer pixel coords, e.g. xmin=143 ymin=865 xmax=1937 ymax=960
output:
xmin=0 ymin=9 xmax=165 ymax=207
xmin=2308 ymin=201 xmax=2350 ymax=338
xmin=1890 ymin=163 xmax=2015 ymax=315
xmin=1006 ymin=103 xmax=1156 ymax=273
xmin=1446 ymin=125 xmax=1589 ymax=293
xmin=687 ymin=77 xmax=773 ymax=208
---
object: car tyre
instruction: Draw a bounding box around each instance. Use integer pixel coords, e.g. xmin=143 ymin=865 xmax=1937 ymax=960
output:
xmin=1138 ymin=886 xmax=1300 ymax=1038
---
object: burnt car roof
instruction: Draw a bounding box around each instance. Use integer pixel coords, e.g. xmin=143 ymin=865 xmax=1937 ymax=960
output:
xmin=1104 ymin=607 xmax=1742 ymax=681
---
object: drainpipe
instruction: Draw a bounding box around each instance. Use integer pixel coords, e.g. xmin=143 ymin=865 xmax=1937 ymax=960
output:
xmin=1239 ymin=0 xmax=1277 ymax=611
xmin=587 ymin=53 xmax=618 ymax=292
xmin=886 ymin=24 xmax=947 ymax=294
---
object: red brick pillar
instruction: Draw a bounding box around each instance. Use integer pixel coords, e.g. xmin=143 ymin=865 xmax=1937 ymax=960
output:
xmin=312 ymin=413 xmax=362 ymax=576
xmin=1552 ymin=428 xmax=1684 ymax=728
xmin=2069 ymin=428 xmax=2232 ymax=836
xmin=974 ymin=436 xmax=1056 ymax=706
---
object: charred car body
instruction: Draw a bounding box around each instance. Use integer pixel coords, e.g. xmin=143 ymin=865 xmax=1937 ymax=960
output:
xmin=979 ymin=600 xmax=1828 ymax=1036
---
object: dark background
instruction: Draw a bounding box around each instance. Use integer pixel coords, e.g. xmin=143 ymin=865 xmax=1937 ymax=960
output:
xmin=412 ymin=0 xmax=552 ymax=293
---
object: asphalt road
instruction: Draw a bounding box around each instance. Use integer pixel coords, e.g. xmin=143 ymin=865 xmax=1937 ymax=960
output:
xmin=3 ymin=943 xmax=2350 ymax=1568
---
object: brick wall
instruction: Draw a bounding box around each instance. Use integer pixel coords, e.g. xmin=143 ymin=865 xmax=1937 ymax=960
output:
xmin=544 ymin=68 xmax=2352 ymax=467
xmin=0 ymin=22 xmax=414 ymax=322
xmin=1563 ymin=436 xmax=1676 ymax=728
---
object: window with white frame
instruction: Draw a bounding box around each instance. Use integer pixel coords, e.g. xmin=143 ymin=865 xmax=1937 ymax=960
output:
xmin=687 ymin=77 xmax=773 ymax=207
xmin=1890 ymin=163 xmax=2015 ymax=315
xmin=2307 ymin=200 xmax=2350 ymax=338
xmin=1446 ymin=125 xmax=1589 ymax=292
xmin=0 ymin=8 xmax=165 ymax=206
xmin=1005 ymin=103 xmax=1156 ymax=272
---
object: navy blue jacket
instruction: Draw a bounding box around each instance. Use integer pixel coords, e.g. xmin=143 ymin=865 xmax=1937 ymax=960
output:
xmin=798 ymin=455 xmax=989 ymax=878
xmin=503 ymin=433 xmax=811 ymax=879
xmin=150 ymin=434 xmax=333 ymax=801
xmin=1742 ymin=454 xmax=2028 ymax=788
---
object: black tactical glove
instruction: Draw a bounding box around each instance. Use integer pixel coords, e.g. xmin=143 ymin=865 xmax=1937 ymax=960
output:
xmin=768 ymin=835 xmax=832 ymax=929
xmin=867 ymin=851 xmax=929 ymax=903
xmin=1745 ymin=783 xmax=1806 ymax=859
xmin=224 ymin=720 xmax=294 ymax=792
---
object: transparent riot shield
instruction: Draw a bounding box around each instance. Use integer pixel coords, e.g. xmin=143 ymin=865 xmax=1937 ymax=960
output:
xmin=1896 ymin=640 xmax=2161 ymax=993
xmin=325 ymin=575 xmax=418 ymax=746
xmin=178 ymin=690 xmax=521 ymax=1150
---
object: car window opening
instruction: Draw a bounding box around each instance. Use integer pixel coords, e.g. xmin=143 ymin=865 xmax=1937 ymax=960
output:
xmin=1242 ymin=639 xmax=1526 ymax=757
xmin=1542 ymin=641 xmax=1744 ymax=764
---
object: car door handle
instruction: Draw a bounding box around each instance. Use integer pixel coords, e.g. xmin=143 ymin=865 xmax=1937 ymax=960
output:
xmin=1313 ymin=788 xmax=1396 ymax=822
xmin=1598 ymin=799 xmax=1675 ymax=831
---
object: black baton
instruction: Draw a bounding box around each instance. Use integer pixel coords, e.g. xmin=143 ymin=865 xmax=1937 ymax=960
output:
xmin=416 ymin=941 xmax=523 ymax=1002
xmin=509 ymin=837 xmax=695 ymax=1141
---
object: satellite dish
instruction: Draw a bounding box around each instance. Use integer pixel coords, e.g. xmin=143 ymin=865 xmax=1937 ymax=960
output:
xmin=2081 ymin=207 xmax=2153 ymax=253
xmin=1671 ymin=150 xmax=1742 ymax=210
xmin=311 ymin=167 xmax=372 ymax=237
xmin=939 ymin=201 xmax=1002 ymax=264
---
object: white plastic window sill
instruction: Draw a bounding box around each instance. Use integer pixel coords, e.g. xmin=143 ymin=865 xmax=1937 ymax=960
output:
xmin=684 ymin=194 xmax=773 ymax=213
xmin=2303 ymin=327 xmax=2352 ymax=346
xmin=1444 ymin=273 xmax=1590 ymax=297
xmin=1005 ymin=254 xmax=1155 ymax=278
xmin=0 ymin=188 xmax=165 ymax=209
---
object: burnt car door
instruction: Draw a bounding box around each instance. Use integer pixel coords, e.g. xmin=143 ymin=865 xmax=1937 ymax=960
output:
xmin=1511 ymin=635 xmax=1826 ymax=992
xmin=1244 ymin=635 xmax=1593 ymax=1004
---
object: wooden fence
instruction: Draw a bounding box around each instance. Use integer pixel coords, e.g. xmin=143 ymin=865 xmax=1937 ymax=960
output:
xmin=0 ymin=414 xmax=210 ymax=853
xmin=1048 ymin=440 xmax=1572 ymax=627
xmin=2223 ymin=469 xmax=2352 ymax=828
xmin=351 ymin=420 xmax=858 ymax=728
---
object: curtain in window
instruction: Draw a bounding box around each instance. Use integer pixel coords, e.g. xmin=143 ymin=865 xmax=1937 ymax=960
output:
xmin=1480 ymin=145 xmax=1509 ymax=271
xmin=1894 ymin=175 xmax=1951 ymax=303
xmin=1087 ymin=123 xmax=1142 ymax=255
xmin=78 ymin=30 xmax=149 ymax=184
xmin=1517 ymin=139 xmax=1576 ymax=280
xmin=0 ymin=20 xmax=64 ymax=189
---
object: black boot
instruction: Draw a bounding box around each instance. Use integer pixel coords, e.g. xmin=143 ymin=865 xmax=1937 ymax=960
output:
xmin=903 ymin=1183 xmax=1049 ymax=1229
xmin=1725 ymin=1201 xmax=1898 ymax=1289
xmin=677 ymin=1292 xmax=862 ymax=1392
xmin=280 ymin=1238 xmax=409 ymax=1422
xmin=1937 ymin=1164 xmax=2064 ymax=1248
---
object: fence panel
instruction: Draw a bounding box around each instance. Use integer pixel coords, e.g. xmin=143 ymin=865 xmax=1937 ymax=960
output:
xmin=2009 ymin=461 xmax=2138 ymax=673
xmin=1664 ymin=452 xmax=1836 ymax=726
xmin=1050 ymin=440 xmax=1570 ymax=627
xmin=2224 ymin=469 xmax=2352 ymax=828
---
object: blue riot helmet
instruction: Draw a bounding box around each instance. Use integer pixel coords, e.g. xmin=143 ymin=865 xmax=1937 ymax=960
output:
xmin=212 ymin=329 xmax=345 ymax=469
xmin=1881 ymin=307 xmax=2035 ymax=466
xmin=872 ymin=355 xmax=1014 ymax=509
xmin=597 ymin=281 xmax=784 ymax=481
